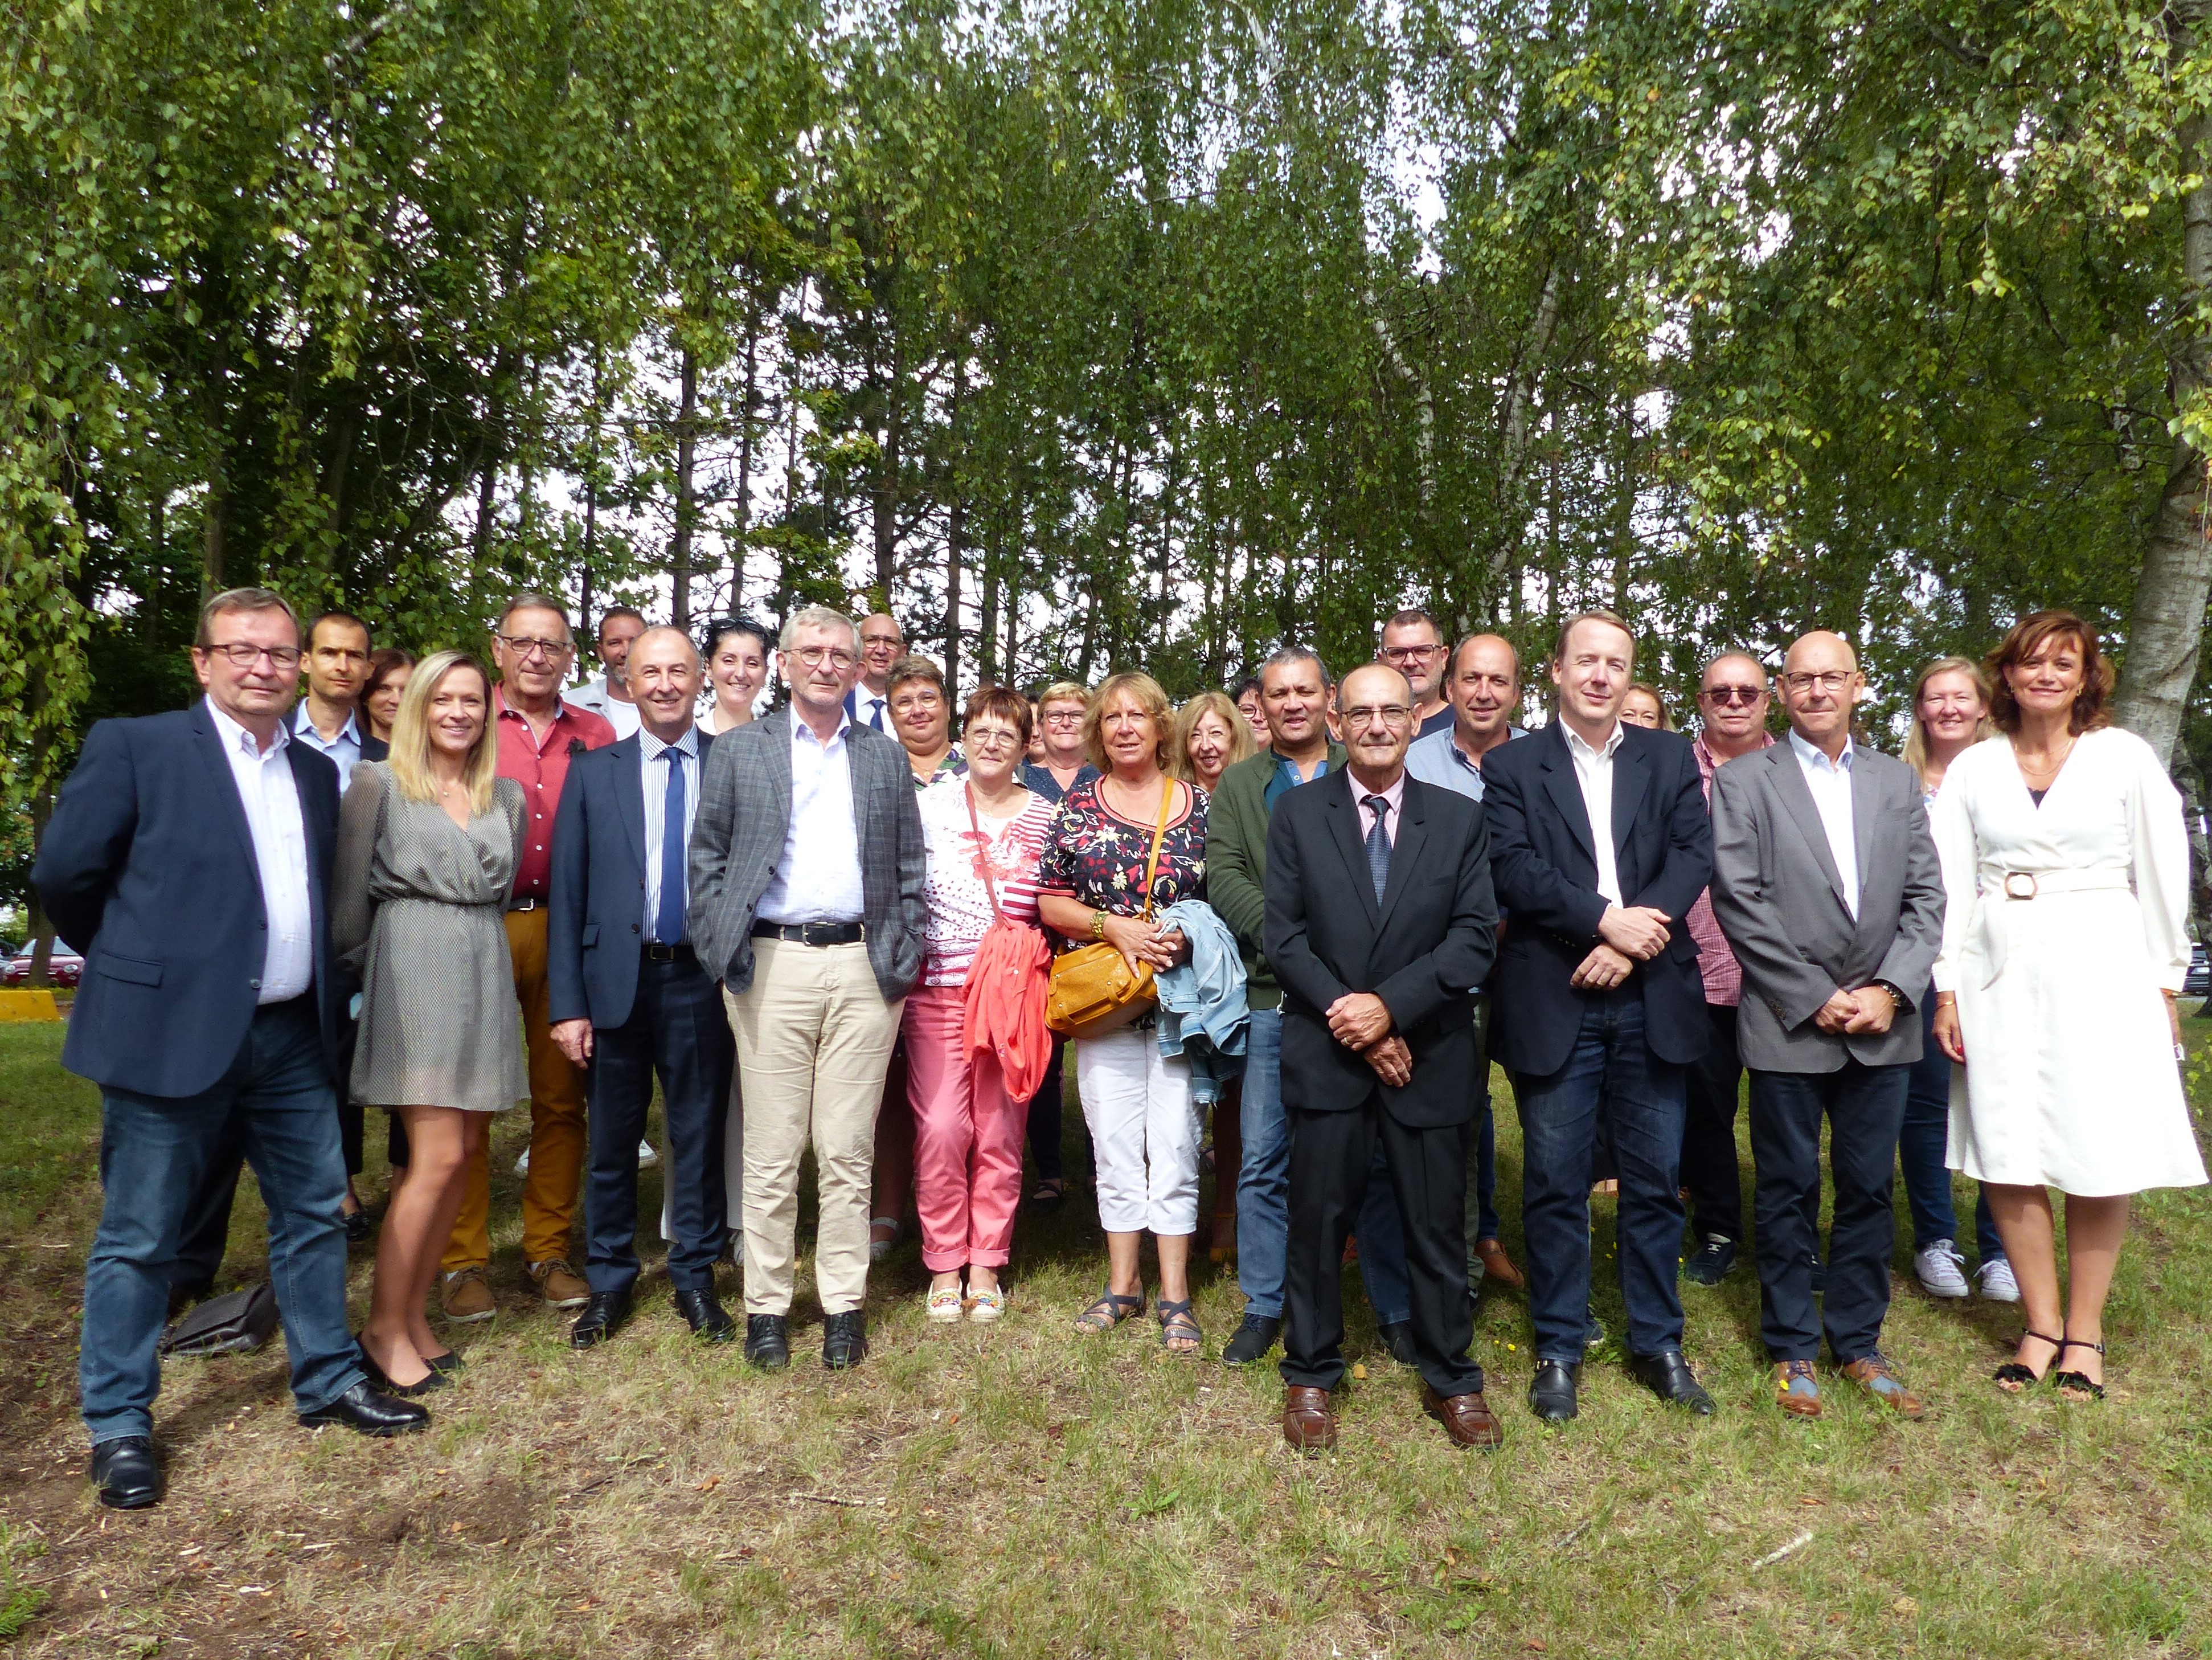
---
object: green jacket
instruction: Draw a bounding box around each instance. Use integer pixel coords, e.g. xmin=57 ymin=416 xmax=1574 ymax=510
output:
xmin=1203 ymin=739 xmax=1347 ymax=1010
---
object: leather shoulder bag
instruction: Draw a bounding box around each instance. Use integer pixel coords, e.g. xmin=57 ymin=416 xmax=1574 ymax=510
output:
xmin=1046 ymin=778 xmax=1175 ymax=1039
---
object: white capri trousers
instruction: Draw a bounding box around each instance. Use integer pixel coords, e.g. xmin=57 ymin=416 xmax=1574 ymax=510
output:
xmin=1076 ymin=1024 xmax=1200 ymax=1235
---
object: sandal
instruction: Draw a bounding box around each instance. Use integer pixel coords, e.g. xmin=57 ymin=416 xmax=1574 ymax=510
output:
xmin=926 ymin=1283 xmax=965 ymax=1324
xmin=1027 ymin=1179 xmax=1068 ymax=1212
xmin=1993 ymin=1328 xmax=2062 ymax=1393
xmin=2053 ymin=1335 xmax=2106 ymax=1402
xmin=1156 ymin=1298 xmax=1202 ymax=1356
xmin=1074 ymin=1289 xmax=1144 ymax=1334
xmin=869 ymin=1216 xmax=901 ymax=1265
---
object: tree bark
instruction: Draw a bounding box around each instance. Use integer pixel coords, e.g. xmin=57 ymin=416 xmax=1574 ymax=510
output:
xmin=2113 ymin=27 xmax=2212 ymax=768
xmin=1490 ymin=263 xmax=1562 ymax=618
xmin=671 ymin=346 xmax=699 ymax=632
xmin=945 ymin=352 xmax=966 ymax=694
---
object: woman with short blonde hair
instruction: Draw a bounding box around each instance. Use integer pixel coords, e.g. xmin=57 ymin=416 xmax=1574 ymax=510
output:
xmin=1082 ymin=672 xmax=1177 ymax=774
xmin=334 ymin=651 xmax=527 ymax=1393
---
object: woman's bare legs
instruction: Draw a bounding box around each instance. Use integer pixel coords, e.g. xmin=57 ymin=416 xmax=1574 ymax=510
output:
xmin=2057 ymin=1193 xmax=2130 ymax=1392
xmin=1984 ymin=1184 xmax=2062 ymax=1383
xmin=363 ymin=1107 xmax=478 ymax=1386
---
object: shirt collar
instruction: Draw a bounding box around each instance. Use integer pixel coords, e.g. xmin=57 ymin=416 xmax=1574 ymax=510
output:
xmin=1788 ymin=727 xmax=1853 ymax=772
xmin=794 ymin=709 xmax=853 ymax=748
xmin=208 ymin=697 xmax=288 ymax=761
xmin=291 ymin=702 xmax=359 ymax=746
xmin=1347 ymin=767 xmax=1407 ymax=813
xmin=1563 ymin=720 xmax=1625 ymax=763
xmin=495 ymin=685 xmax=573 ymax=726
xmin=1272 ymin=747 xmax=1332 ymax=778
xmin=640 ymin=724 xmax=700 ymax=762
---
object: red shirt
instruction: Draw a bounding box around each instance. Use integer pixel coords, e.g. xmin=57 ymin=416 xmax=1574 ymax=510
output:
xmin=1687 ymin=729 xmax=1774 ymax=1006
xmin=494 ymin=687 xmax=618 ymax=900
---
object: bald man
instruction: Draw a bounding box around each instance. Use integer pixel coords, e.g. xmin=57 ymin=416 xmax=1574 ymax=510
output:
xmin=548 ymin=627 xmax=737 ymax=1349
xmin=846 ymin=613 xmax=906 ymax=732
xmin=1707 ymin=631 xmax=1944 ymax=1421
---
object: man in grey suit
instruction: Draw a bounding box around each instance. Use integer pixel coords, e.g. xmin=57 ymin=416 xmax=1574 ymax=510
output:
xmin=688 ymin=606 xmax=927 ymax=1373
xmin=1709 ymin=631 xmax=1945 ymax=1421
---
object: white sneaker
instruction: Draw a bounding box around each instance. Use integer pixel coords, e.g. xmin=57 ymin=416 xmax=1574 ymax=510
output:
xmin=1976 ymin=1257 xmax=2021 ymax=1303
xmin=638 ymin=1140 xmax=659 ymax=1169
xmin=513 ymin=1146 xmax=531 ymax=1176
xmin=1914 ymin=1238 xmax=1970 ymax=1298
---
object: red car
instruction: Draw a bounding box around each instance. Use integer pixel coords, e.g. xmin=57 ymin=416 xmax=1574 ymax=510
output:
xmin=1 ymin=942 xmax=82 ymax=988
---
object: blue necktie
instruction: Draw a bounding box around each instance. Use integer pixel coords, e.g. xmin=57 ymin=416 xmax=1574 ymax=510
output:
xmin=867 ymin=696 xmax=886 ymax=731
xmin=656 ymin=749 xmax=687 ymax=945
xmin=1363 ymin=795 xmax=1391 ymax=901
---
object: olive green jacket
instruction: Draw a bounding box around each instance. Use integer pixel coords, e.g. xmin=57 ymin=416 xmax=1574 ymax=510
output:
xmin=1203 ymin=739 xmax=1347 ymax=1010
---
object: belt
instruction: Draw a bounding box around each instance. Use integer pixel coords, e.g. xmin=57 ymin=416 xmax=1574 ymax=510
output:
xmin=752 ymin=919 xmax=866 ymax=947
xmin=506 ymin=896 xmax=545 ymax=913
xmin=643 ymin=942 xmax=696 ymax=964
xmin=1981 ymin=868 xmax=2132 ymax=901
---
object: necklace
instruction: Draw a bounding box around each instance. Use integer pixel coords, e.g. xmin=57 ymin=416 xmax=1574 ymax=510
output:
xmin=2015 ymin=732 xmax=2076 ymax=782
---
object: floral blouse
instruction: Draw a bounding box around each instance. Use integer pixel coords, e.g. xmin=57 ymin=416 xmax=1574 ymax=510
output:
xmin=1036 ymin=776 xmax=1208 ymax=922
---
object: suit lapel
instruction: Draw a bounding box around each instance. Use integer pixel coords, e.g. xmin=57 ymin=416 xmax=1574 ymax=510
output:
xmin=846 ymin=721 xmax=875 ymax=885
xmin=1849 ymin=744 xmax=1880 ymax=902
xmin=761 ymin=711 xmax=796 ymax=841
xmin=192 ymin=702 xmax=263 ymax=881
xmin=1609 ymin=734 xmax=1650 ymax=889
xmin=1538 ymin=723 xmax=1597 ymax=864
xmin=1326 ymin=776 xmax=1383 ymax=926
xmin=1765 ymin=744 xmax=1849 ymax=913
xmin=1375 ymin=778 xmax=1427 ymax=931
xmin=613 ymin=736 xmax=645 ymax=872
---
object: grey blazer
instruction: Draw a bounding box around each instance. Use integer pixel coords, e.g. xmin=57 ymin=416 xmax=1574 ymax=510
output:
xmin=686 ymin=708 xmax=927 ymax=1001
xmin=1707 ymin=739 xmax=1945 ymax=1073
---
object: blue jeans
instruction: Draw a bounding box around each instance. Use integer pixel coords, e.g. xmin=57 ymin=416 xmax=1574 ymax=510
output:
xmin=81 ymin=997 xmax=363 ymax=1444
xmin=1513 ymin=992 xmax=1687 ymax=1362
xmin=1901 ymin=988 xmax=2004 ymax=1261
xmin=1236 ymin=1009 xmax=1411 ymax=1324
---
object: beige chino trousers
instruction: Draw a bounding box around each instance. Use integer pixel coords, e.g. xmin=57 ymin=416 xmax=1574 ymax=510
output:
xmin=726 ymin=938 xmax=903 ymax=1316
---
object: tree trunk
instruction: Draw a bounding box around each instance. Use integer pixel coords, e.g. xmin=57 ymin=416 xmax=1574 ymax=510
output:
xmin=2113 ymin=37 xmax=2212 ymax=768
xmin=671 ymin=346 xmax=699 ymax=632
xmin=27 ymin=790 xmax=55 ymax=984
xmin=1490 ymin=263 xmax=1562 ymax=618
xmin=872 ymin=334 xmax=902 ymax=604
xmin=731 ymin=314 xmax=759 ymax=615
xmin=944 ymin=351 xmax=966 ymax=691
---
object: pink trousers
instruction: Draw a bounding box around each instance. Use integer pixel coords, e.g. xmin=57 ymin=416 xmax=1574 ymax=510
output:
xmin=903 ymin=983 xmax=1026 ymax=1271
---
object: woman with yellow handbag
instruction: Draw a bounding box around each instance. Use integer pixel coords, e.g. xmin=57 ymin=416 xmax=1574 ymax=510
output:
xmin=1037 ymin=673 xmax=1212 ymax=1355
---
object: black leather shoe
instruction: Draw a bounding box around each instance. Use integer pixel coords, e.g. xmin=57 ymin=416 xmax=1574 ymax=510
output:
xmin=1377 ymin=1320 xmax=1420 ymax=1367
xmin=1630 ymin=1348 xmax=1717 ymax=1416
xmin=674 ymin=1287 xmax=735 ymax=1343
xmin=744 ymin=1314 xmax=790 ymax=1370
xmin=298 ymin=1382 xmax=431 ymax=1436
xmin=571 ymin=1290 xmax=633 ymax=1350
xmin=90 ymin=1436 xmax=162 ymax=1510
xmin=1529 ymin=1359 xmax=1580 ymax=1422
xmin=343 ymin=1207 xmax=374 ymax=1246
xmin=1222 ymin=1314 xmax=1282 ymax=1367
xmin=1681 ymin=1234 xmax=1737 ymax=1286
xmin=354 ymin=1337 xmax=449 ymax=1397
xmin=822 ymin=1310 xmax=869 ymax=1371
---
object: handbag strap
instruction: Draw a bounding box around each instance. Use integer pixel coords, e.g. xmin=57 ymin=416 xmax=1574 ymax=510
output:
xmin=965 ymin=782 xmax=1005 ymax=924
xmin=1138 ymin=777 xmax=1174 ymax=921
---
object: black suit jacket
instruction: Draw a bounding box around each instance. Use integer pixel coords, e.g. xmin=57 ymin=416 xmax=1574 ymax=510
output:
xmin=1262 ymin=770 xmax=1498 ymax=1128
xmin=32 ymin=701 xmax=348 ymax=1098
xmin=547 ymin=729 xmax=714 ymax=1029
xmin=1480 ymin=720 xmax=1713 ymax=1076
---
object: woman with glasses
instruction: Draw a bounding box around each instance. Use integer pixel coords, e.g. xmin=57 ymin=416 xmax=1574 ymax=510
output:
xmin=1896 ymin=659 xmax=2014 ymax=1304
xmin=1037 ymin=673 xmax=1211 ymax=1354
xmin=701 ymin=617 xmax=773 ymax=734
xmin=1931 ymin=611 xmax=2206 ymax=1401
xmin=1018 ymin=681 xmax=1097 ymax=1210
xmin=904 ymin=688 xmax=1056 ymax=1322
xmin=887 ymin=656 xmax=964 ymax=785
xmin=1232 ymin=677 xmax=1271 ymax=748
xmin=333 ymin=652 xmax=527 ymax=1393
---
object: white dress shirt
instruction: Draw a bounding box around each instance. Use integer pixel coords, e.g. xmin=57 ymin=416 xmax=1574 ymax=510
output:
xmin=570 ymin=675 xmax=643 ymax=739
xmin=852 ymin=686 xmax=891 ymax=734
xmin=289 ymin=700 xmax=364 ymax=779
xmin=1349 ymin=768 xmax=1407 ymax=846
xmin=756 ymin=713 xmax=866 ymax=925
xmin=209 ymin=700 xmax=314 ymax=1002
xmin=1789 ymin=727 xmax=1859 ymax=919
xmin=1563 ymin=719 xmax=1627 ymax=906
xmin=640 ymin=725 xmax=702 ymax=943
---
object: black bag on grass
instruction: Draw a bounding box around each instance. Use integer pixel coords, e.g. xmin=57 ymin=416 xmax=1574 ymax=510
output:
xmin=159 ymin=1283 xmax=278 ymax=1356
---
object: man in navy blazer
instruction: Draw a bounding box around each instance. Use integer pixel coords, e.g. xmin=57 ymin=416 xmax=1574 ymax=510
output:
xmin=33 ymin=589 xmax=428 ymax=1511
xmin=548 ymin=627 xmax=737 ymax=1350
xmin=1481 ymin=611 xmax=1717 ymax=1422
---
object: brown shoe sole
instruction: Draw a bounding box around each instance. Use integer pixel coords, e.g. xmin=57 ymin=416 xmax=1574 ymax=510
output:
xmin=1775 ymin=1392 xmax=1822 ymax=1419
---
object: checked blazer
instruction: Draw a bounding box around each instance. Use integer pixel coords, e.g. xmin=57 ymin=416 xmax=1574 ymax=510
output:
xmin=686 ymin=708 xmax=927 ymax=1001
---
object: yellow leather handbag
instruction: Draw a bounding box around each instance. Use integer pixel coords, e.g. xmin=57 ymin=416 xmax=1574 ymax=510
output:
xmin=1045 ymin=779 xmax=1175 ymax=1040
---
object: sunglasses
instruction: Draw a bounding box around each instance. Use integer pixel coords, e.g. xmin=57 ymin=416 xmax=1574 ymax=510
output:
xmin=1700 ymin=685 xmax=1764 ymax=707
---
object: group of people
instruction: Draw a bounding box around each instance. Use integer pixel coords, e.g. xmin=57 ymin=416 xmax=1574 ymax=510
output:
xmin=37 ymin=586 xmax=2206 ymax=1508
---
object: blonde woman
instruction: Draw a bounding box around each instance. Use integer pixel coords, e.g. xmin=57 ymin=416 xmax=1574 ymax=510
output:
xmin=1898 ymin=659 xmax=2013 ymax=1303
xmin=1622 ymin=682 xmax=1670 ymax=730
xmin=1175 ymin=690 xmax=1257 ymax=792
xmin=334 ymin=652 xmax=527 ymax=1392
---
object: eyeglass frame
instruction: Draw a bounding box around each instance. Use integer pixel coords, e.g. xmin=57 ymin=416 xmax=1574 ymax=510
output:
xmin=199 ymin=643 xmax=304 ymax=670
xmin=497 ymin=633 xmax=574 ymax=663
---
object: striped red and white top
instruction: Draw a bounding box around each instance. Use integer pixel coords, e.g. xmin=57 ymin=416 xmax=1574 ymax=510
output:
xmin=916 ymin=779 xmax=1054 ymax=987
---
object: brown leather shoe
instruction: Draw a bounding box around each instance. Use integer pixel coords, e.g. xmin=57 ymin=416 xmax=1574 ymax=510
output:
xmin=1422 ymin=1385 xmax=1505 ymax=1449
xmin=1474 ymin=1237 xmax=1525 ymax=1291
xmin=1282 ymin=1386 xmax=1337 ymax=1454
xmin=439 ymin=1267 xmax=495 ymax=1324
xmin=1772 ymin=1358 xmax=1822 ymax=1418
xmin=530 ymin=1258 xmax=591 ymax=1311
xmin=1840 ymin=1352 xmax=1927 ymax=1420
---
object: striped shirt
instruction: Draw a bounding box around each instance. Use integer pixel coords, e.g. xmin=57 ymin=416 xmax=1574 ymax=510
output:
xmin=916 ymin=778 xmax=1054 ymax=987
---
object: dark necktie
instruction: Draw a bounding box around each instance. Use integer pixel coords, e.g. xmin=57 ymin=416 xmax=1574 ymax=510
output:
xmin=1362 ymin=795 xmax=1391 ymax=901
xmin=867 ymin=696 xmax=886 ymax=731
xmin=656 ymin=749 xmax=687 ymax=945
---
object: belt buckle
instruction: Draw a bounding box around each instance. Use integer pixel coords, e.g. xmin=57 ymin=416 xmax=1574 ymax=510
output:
xmin=802 ymin=922 xmax=834 ymax=947
xmin=2002 ymin=872 xmax=2038 ymax=901
xmin=646 ymin=942 xmax=677 ymax=962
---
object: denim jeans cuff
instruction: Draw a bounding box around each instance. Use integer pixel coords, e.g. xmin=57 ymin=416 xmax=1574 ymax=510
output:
xmin=296 ymin=1365 xmax=367 ymax=1417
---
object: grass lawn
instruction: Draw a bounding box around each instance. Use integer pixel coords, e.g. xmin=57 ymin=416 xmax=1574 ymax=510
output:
xmin=1 ymin=1017 xmax=2208 ymax=1658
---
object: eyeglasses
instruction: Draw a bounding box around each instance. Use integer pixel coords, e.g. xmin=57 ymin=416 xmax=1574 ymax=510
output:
xmin=791 ymin=646 xmax=858 ymax=669
xmin=1341 ymin=704 xmax=1412 ymax=727
xmin=1781 ymin=670 xmax=1853 ymax=694
xmin=965 ymin=727 xmax=1022 ymax=750
xmin=202 ymin=643 xmax=303 ymax=669
xmin=860 ymin=634 xmax=903 ymax=651
xmin=1378 ymin=644 xmax=1441 ymax=664
xmin=1043 ymin=712 xmax=1084 ymax=727
xmin=498 ymin=635 xmax=572 ymax=661
xmin=1700 ymin=684 xmax=1764 ymax=706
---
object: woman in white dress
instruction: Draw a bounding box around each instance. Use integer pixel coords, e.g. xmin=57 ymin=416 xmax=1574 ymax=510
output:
xmin=1931 ymin=611 xmax=2207 ymax=1401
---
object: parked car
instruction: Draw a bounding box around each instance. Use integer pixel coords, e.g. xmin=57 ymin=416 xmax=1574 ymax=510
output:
xmin=1 ymin=942 xmax=82 ymax=988
xmin=2186 ymin=941 xmax=2210 ymax=1003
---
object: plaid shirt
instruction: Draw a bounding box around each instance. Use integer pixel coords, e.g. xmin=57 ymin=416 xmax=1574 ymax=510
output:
xmin=1686 ymin=730 xmax=1774 ymax=1006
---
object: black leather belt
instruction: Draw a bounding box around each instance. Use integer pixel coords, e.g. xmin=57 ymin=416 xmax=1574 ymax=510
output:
xmin=751 ymin=920 xmax=865 ymax=947
xmin=643 ymin=942 xmax=695 ymax=963
xmin=506 ymin=896 xmax=544 ymax=913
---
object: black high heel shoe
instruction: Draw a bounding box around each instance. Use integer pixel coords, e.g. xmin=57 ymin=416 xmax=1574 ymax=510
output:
xmin=1993 ymin=1329 xmax=2061 ymax=1393
xmin=355 ymin=1335 xmax=449 ymax=1398
xmin=2053 ymin=1335 xmax=2106 ymax=1402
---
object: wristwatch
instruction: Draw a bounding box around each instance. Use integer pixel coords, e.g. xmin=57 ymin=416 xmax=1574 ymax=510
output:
xmin=1872 ymin=982 xmax=1906 ymax=1012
